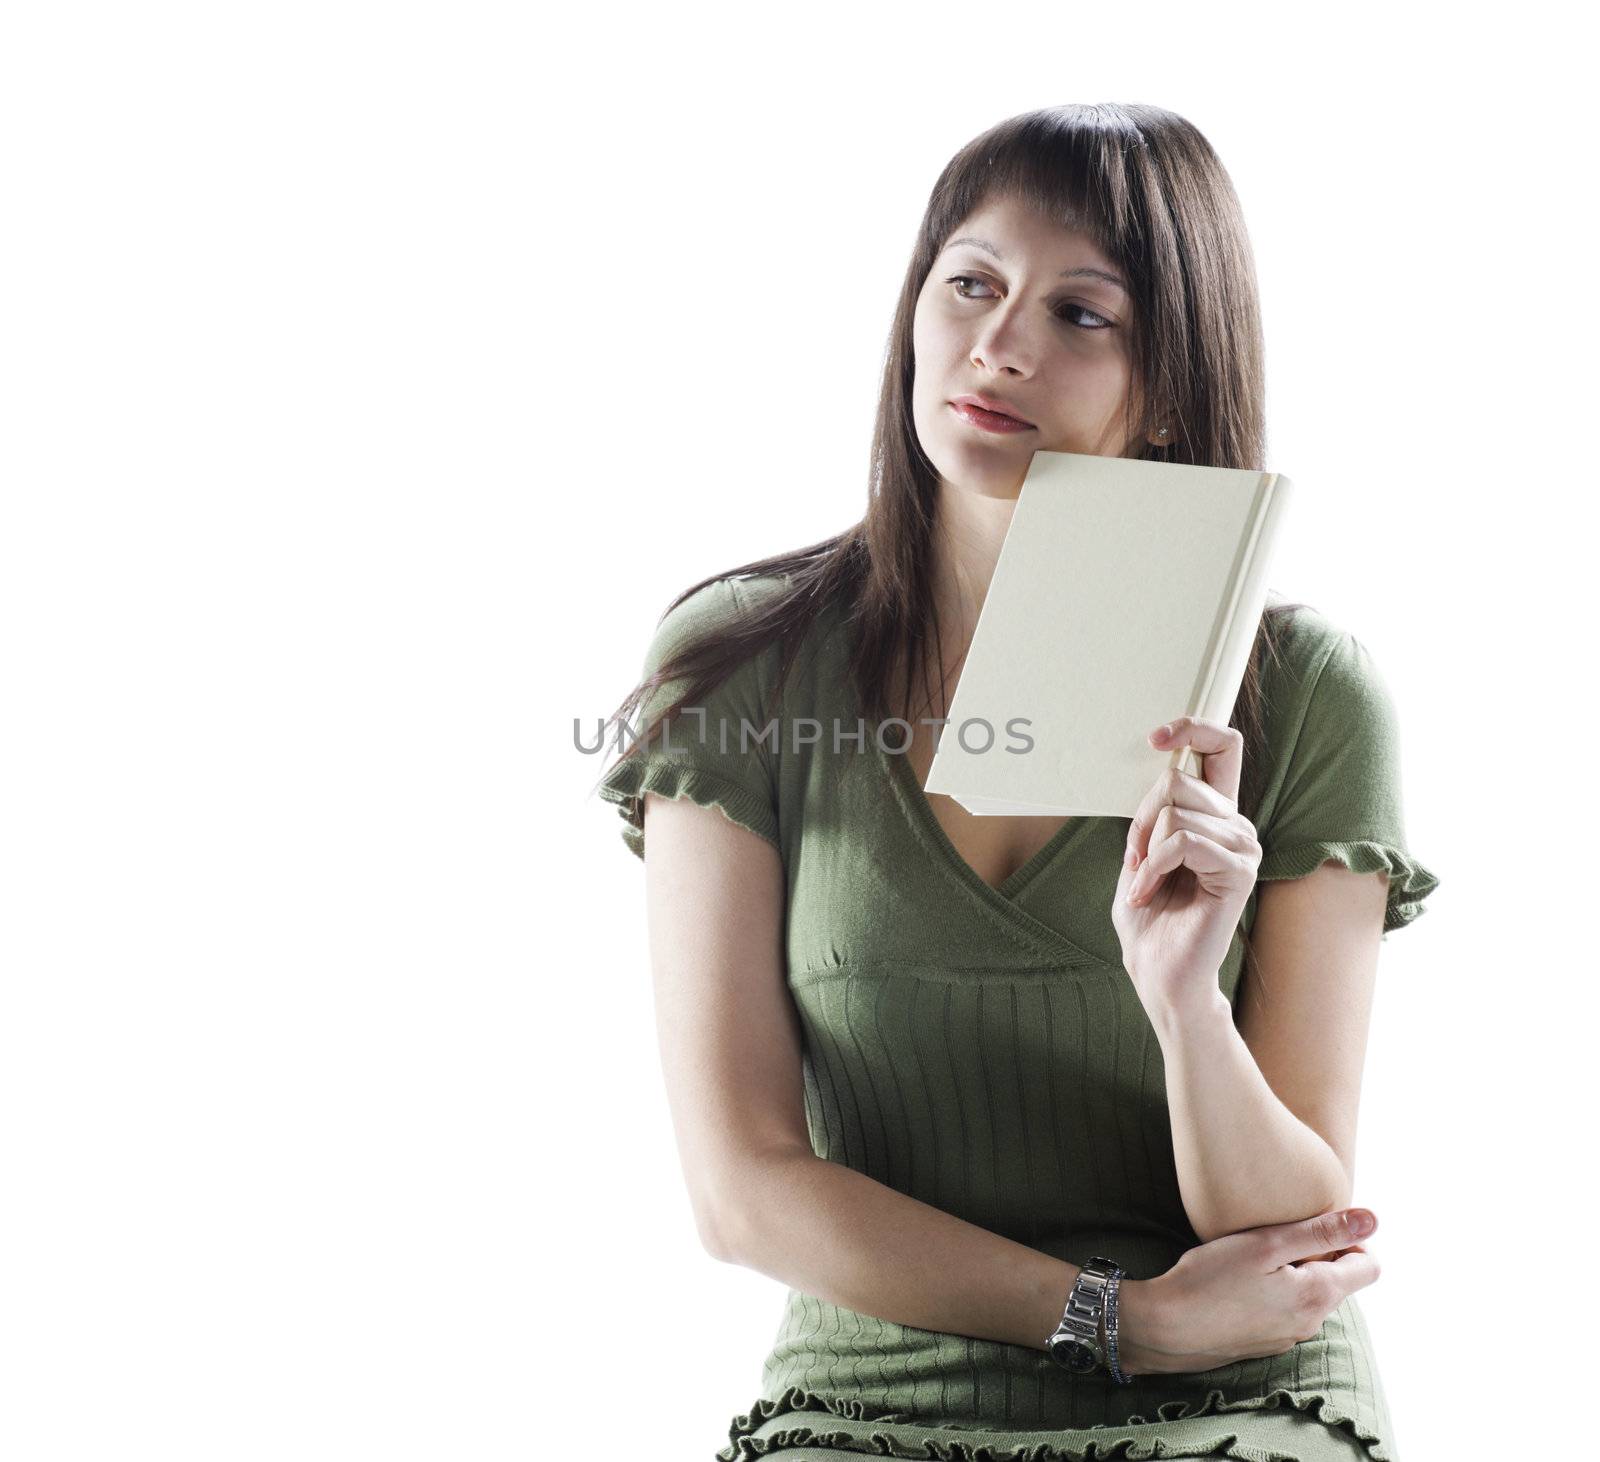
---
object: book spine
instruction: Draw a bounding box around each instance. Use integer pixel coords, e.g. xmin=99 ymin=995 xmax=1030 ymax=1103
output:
xmin=1172 ymin=471 xmax=1293 ymax=778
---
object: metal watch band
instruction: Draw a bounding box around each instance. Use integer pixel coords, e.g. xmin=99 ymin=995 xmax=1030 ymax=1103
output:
xmin=1046 ymin=1255 xmax=1122 ymax=1374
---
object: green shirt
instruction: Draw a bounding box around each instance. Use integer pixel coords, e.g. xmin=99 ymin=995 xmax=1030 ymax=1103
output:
xmin=597 ymin=573 xmax=1438 ymax=1461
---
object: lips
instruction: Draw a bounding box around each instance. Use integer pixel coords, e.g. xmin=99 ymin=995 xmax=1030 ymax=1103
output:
xmin=951 ymin=394 xmax=1034 ymax=427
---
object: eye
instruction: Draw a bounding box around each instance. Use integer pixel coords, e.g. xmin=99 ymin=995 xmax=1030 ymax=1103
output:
xmin=943 ymin=275 xmax=1114 ymax=331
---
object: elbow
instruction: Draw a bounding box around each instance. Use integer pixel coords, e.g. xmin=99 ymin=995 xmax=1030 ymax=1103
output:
xmin=692 ymin=1171 xmax=762 ymax=1266
xmin=689 ymin=1190 xmax=742 ymax=1265
xmin=698 ymin=1210 xmax=742 ymax=1265
xmin=1189 ymin=1170 xmax=1355 ymax=1244
xmin=696 ymin=1147 xmax=803 ymax=1265
xmin=1316 ymin=1148 xmax=1356 ymax=1219
xmin=700 ymin=1176 xmax=773 ymax=1266
xmin=1190 ymin=1212 xmax=1248 ymax=1245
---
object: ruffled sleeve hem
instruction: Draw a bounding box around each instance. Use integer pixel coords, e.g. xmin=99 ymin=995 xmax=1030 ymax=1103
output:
xmin=596 ymin=752 xmax=779 ymax=862
xmin=717 ymin=1381 xmax=1394 ymax=1460
xmin=1257 ymin=838 xmax=1440 ymax=936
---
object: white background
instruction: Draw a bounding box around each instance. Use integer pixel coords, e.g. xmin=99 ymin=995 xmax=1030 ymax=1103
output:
xmin=4 ymin=4 xmax=1595 ymax=1459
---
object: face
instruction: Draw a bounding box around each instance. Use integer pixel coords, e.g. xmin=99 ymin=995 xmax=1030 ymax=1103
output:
xmin=911 ymin=192 xmax=1149 ymax=499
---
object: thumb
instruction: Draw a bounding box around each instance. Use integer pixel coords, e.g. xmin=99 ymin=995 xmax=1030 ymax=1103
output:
xmin=1274 ymin=1208 xmax=1377 ymax=1267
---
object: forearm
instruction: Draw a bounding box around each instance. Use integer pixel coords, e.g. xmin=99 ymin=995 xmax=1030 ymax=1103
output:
xmin=1151 ymin=987 xmax=1350 ymax=1242
xmin=716 ymin=1149 xmax=1167 ymax=1370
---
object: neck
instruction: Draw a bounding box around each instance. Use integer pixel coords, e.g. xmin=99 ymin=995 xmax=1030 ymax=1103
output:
xmin=929 ymin=481 xmax=1019 ymax=650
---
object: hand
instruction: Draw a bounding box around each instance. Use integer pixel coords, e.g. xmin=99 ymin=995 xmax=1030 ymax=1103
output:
xmin=1115 ymin=1207 xmax=1381 ymax=1376
xmin=1111 ymin=717 xmax=1263 ymax=1016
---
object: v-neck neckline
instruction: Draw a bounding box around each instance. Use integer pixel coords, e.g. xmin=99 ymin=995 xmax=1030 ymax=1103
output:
xmin=879 ymin=739 xmax=1104 ymax=966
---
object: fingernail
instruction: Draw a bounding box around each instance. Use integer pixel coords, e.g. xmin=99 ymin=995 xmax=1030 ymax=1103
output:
xmin=1347 ymin=1210 xmax=1375 ymax=1238
xmin=1151 ymin=724 xmax=1170 ymax=741
xmin=1124 ymin=844 xmax=1138 ymax=870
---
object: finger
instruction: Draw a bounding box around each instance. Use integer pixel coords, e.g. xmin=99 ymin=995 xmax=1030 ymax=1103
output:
xmin=1326 ymin=1246 xmax=1382 ymax=1296
xmin=1291 ymin=1244 xmax=1364 ymax=1266
xmin=1150 ymin=716 xmax=1244 ymax=805
xmin=1126 ymin=825 xmax=1254 ymax=906
xmin=1124 ymin=764 xmax=1239 ymax=870
xmin=1282 ymin=1247 xmax=1381 ymax=1331
xmin=1265 ymin=1209 xmax=1377 ymax=1270
xmin=1132 ymin=803 xmax=1261 ymax=899
xmin=1149 ymin=804 xmax=1258 ymax=859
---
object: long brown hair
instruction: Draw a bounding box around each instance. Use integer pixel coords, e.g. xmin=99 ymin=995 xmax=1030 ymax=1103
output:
xmin=600 ymin=102 xmax=1303 ymax=828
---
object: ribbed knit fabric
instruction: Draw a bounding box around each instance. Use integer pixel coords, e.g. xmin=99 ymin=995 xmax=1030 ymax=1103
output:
xmin=596 ymin=575 xmax=1439 ymax=1462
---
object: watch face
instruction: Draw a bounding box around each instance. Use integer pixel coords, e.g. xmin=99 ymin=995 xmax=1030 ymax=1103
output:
xmin=1049 ymin=1337 xmax=1099 ymax=1374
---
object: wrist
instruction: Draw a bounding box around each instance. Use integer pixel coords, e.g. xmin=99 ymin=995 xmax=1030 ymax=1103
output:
xmin=1142 ymin=982 xmax=1233 ymax=1045
xmin=1113 ymin=1275 xmax=1178 ymax=1376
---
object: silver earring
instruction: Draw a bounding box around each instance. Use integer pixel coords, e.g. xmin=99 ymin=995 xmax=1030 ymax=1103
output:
xmin=1157 ymin=427 xmax=1168 ymax=438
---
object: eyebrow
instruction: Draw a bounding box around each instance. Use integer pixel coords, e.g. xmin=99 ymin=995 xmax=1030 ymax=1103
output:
xmin=942 ymin=236 xmax=1128 ymax=293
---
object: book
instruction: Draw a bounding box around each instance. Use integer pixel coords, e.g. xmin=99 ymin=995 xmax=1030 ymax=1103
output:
xmin=921 ymin=449 xmax=1294 ymax=819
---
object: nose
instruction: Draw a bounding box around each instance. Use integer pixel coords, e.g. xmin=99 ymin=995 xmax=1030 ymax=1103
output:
xmin=968 ymin=300 xmax=1038 ymax=376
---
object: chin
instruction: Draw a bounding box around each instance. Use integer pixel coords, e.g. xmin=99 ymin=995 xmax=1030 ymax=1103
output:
xmin=939 ymin=463 xmax=1029 ymax=500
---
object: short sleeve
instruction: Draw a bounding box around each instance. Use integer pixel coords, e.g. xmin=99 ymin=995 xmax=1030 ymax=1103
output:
xmin=1256 ymin=617 xmax=1440 ymax=937
xmin=595 ymin=577 xmax=781 ymax=861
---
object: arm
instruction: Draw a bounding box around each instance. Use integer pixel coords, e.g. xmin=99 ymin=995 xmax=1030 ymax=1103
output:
xmin=1152 ymin=859 xmax=1387 ymax=1242
xmin=638 ymin=788 xmax=1168 ymax=1367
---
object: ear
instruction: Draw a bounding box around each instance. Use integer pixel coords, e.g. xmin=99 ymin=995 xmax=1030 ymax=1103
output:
xmin=1127 ymin=377 xmax=1177 ymax=450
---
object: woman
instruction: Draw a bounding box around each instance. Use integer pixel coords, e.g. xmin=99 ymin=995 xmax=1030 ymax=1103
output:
xmin=593 ymin=103 xmax=1438 ymax=1461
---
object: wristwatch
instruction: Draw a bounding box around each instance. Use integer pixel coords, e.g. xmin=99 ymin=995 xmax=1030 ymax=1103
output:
xmin=1046 ymin=1255 xmax=1121 ymax=1373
